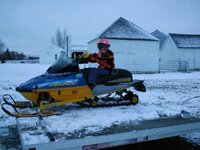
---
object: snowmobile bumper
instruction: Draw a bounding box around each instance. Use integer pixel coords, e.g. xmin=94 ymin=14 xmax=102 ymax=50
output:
xmin=131 ymin=80 xmax=146 ymax=92
xmin=16 ymin=86 xmax=33 ymax=92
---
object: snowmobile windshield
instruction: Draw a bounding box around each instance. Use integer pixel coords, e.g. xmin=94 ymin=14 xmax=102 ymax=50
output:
xmin=47 ymin=51 xmax=79 ymax=74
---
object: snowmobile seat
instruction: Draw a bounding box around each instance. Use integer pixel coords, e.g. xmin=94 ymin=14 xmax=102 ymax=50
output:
xmin=96 ymin=68 xmax=133 ymax=85
xmin=82 ymin=68 xmax=133 ymax=86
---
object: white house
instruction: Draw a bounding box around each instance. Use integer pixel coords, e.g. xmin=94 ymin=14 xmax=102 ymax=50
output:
xmin=160 ymin=33 xmax=200 ymax=71
xmin=88 ymin=17 xmax=159 ymax=73
xmin=39 ymin=44 xmax=65 ymax=64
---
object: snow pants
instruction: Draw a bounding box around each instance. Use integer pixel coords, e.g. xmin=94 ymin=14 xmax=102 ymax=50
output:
xmin=88 ymin=68 xmax=109 ymax=86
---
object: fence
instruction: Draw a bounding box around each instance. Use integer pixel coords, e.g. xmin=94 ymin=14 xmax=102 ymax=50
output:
xmin=159 ymin=60 xmax=188 ymax=72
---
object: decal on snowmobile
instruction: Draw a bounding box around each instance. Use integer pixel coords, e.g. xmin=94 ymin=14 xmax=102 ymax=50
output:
xmin=109 ymin=77 xmax=132 ymax=83
xmin=50 ymin=79 xmax=78 ymax=87
xmin=76 ymin=73 xmax=82 ymax=78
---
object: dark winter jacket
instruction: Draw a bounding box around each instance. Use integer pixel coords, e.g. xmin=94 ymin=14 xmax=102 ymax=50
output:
xmin=88 ymin=49 xmax=115 ymax=71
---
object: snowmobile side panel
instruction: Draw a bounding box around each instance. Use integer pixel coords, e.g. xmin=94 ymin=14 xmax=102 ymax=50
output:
xmin=20 ymin=92 xmax=38 ymax=104
xmin=93 ymin=82 xmax=132 ymax=96
xmin=20 ymin=86 xmax=93 ymax=105
xmin=38 ymin=86 xmax=93 ymax=102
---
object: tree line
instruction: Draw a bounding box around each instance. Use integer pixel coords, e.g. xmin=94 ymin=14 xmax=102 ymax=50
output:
xmin=0 ymin=28 xmax=70 ymax=63
xmin=0 ymin=48 xmax=28 ymax=63
xmin=0 ymin=39 xmax=36 ymax=63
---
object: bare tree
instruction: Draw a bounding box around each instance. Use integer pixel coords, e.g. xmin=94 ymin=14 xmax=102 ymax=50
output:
xmin=51 ymin=28 xmax=71 ymax=56
xmin=0 ymin=39 xmax=6 ymax=54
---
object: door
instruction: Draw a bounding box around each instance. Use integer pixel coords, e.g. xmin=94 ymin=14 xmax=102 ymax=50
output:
xmin=194 ymin=49 xmax=200 ymax=70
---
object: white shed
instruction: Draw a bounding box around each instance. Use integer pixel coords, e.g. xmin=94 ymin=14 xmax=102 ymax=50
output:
xmin=160 ymin=33 xmax=200 ymax=71
xmin=88 ymin=17 xmax=159 ymax=73
xmin=39 ymin=44 xmax=65 ymax=64
xmin=151 ymin=30 xmax=167 ymax=49
xmin=70 ymin=45 xmax=88 ymax=58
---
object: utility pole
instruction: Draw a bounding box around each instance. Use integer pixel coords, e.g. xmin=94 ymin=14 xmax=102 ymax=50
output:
xmin=67 ymin=35 xmax=69 ymax=57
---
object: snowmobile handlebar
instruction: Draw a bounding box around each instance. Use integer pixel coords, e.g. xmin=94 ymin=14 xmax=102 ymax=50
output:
xmin=74 ymin=51 xmax=90 ymax=65
xmin=74 ymin=57 xmax=88 ymax=65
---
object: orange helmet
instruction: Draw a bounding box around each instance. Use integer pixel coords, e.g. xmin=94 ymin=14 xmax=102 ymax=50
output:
xmin=97 ymin=39 xmax=110 ymax=46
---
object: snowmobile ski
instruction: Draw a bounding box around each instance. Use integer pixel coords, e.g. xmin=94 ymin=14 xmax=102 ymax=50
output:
xmin=1 ymin=102 xmax=62 ymax=117
xmin=2 ymin=94 xmax=32 ymax=108
xmin=1 ymin=94 xmax=62 ymax=117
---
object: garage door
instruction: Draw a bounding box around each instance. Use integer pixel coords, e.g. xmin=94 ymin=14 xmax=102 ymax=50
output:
xmin=182 ymin=49 xmax=195 ymax=70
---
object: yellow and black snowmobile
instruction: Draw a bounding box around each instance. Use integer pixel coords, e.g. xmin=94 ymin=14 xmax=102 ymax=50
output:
xmin=1 ymin=51 xmax=146 ymax=117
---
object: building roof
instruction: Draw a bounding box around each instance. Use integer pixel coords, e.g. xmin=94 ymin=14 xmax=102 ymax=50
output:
xmin=170 ymin=33 xmax=200 ymax=48
xmin=151 ymin=30 xmax=167 ymax=48
xmin=89 ymin=17 xmax=158 ymax=43
xmin=70 ymin=45 xmax=88 ymax=52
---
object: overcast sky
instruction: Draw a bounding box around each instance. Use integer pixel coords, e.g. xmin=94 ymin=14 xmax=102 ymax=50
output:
xmin=0 ymin=0 xmax=200 ymax=55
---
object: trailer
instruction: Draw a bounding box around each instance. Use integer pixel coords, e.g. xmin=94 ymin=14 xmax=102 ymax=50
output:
xmin=16 ymin=114 xmax=200 ymax=150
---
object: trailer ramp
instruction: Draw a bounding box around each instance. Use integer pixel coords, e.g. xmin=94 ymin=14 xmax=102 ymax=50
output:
xmin=17 ymin=116 xmax=200 ymax=150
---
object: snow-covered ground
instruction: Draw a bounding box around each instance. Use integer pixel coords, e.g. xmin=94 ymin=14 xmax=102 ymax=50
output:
xmin=0 ymin=63 xmax=200 ymax=145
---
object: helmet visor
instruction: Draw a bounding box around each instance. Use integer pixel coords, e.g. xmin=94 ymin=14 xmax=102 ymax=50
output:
xmin=97 ymin=43 xmax=110 ymax=50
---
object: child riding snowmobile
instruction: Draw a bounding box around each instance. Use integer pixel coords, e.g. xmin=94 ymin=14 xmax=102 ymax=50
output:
xmin=1 ymin=49 xmax=146 ymax=117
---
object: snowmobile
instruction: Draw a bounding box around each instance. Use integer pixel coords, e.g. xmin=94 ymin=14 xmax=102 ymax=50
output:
xmin=1 ymin=51 xmax=146 ymax=117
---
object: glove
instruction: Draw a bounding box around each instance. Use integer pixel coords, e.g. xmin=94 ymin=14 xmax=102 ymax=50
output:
xmin=81 ymin=51 xmax=90 ymax=59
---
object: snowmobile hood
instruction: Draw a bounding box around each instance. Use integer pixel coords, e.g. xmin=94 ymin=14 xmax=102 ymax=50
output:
xmin=16 ymin=73 xmax=52 ymax=92
xmin=16 ymin=72 xmax=88 ymax=93
xmin=16 ymin=51 xmax=81 ymax=93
